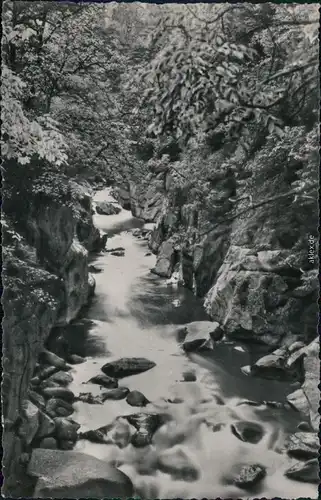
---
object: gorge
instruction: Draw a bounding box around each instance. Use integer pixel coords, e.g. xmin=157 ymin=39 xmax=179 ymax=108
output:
xmin=2 ymin=2 xmax=319 ymax=498
xmin=2 ymin=182 xmax=319 ymax=499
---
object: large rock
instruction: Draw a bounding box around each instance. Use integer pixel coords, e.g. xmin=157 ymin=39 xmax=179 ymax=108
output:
xmin=285 ymin=432 xmax=319 ymax=459
xmin=28 ymin=449 xmax=133 ymax=498
xmin=284 ymin=458 xmax=319 ymax=483
xmin=151 ymin=240 xmax=177 ymax=278
xmin=101 ymin=357 xmax=156 ymax=378
xmin=233 ymin=464 xmax=266 ymax=489
xmin=181 ymin=321 xmax=224 ymax=352
xmin=204 ymin=242 xmax=318 ymax=345
xmin=95 ymin=201 xmax=121 ymax=215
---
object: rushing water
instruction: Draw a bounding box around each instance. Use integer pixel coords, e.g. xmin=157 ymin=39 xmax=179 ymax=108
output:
xmin=67 ymin=189 xmax=317 ymax=499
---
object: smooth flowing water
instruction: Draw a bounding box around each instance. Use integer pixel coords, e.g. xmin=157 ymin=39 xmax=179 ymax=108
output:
xmin=67 ymin=189 xmax=316 ymax=499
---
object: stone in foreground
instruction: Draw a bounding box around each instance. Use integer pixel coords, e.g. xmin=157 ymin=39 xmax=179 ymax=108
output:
xmin=101 ymin=357 xmax=156 ymax=378
xmin=28 ymin=449 xmax=133 ymax=498
xmin=233 ymin=464 xmax=266 ymax=489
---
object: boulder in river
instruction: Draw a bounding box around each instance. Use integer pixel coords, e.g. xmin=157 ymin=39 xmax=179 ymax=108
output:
xmin=110 ymin=251 xmax=125 ymax=257
xmin=157 ymin=446 xmax=200 ymax=481
xmin=233 ymin=464 xmax=266 ymax=489
xmin=39 ymin=350 xmax=67 ymax=370
xmin=231 ymin=421 xmax=264 ymax=444
xmin=54 ymin=417 xmax=80 ymax=442
xmin=28 ymin=449 xmax=133 ymax=498
xmin=285 ymin=431 xmax=318 ymax=459
xmin=284 ymin=458 xmax=319 ymax=483
xmin=101 ymin=357 xmax=156 ymax=378
xmin=126 ymin=390 xmax=150 ymax=407
xmin=42 ymin=387 xmax=75 ymax=403
xmin=95 ymin=201 xmax=121 ymax=215
xmin=47 ymin=371 xmax=73 ymax=387
xmin=101 ymin=387 xmax=130 ymax=401
xmin=181 ymin=321 xmax=224 ymax=352
xmin=123 ymin=412 xmax=166 ymax=447
xmin=87 ymin=374 xmax=118 ymax=388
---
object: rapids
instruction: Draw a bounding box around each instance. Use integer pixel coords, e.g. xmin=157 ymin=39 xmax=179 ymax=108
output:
xmin=66 ymin=189 xmax=317 ymax=499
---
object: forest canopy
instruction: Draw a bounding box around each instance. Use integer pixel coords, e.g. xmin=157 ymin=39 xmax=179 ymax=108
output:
xmin=2 ymin=2 xmax=319 ymax=200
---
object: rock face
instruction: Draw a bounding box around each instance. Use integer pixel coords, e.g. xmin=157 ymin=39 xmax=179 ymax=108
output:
xmin=28 ymin=449 xmax=133 ymax=498
xmin=287 ymin=338 xmax=319 ymax=431
xmin=2 ymin=179 xmax=103 ymax=494
xmin=125 ymin=140 xmax=317 ymax=349
xmin=101 ymin=357 xmax=156 ymax=378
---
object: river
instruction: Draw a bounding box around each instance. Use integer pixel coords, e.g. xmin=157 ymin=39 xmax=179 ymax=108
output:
xmin=66 ymin=189 xmax=316 ymax=499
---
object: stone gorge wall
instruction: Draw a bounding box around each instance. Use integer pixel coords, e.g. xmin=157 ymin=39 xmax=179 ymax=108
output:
xmin=118 ymin=147 xmax=318 ymax=349
xmin=2 ymin=183 xmax=104 ymax=494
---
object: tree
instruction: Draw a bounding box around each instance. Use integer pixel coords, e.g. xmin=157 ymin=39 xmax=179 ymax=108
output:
xmin=142 ymin=4 xmax=318 ymax=149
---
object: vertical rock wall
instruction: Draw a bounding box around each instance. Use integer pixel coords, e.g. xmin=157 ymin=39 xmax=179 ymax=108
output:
xmin=2 ymin=184 xmax=103 ymax=494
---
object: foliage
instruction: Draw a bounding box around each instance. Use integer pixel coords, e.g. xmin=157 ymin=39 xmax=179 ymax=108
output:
xmin=142 ymin=4 xmax=318 ymax=150
xmin=1 ymin=63 xmax=67 ymax=166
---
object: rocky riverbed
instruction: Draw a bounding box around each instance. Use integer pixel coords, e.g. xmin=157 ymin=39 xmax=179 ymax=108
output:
xmin=22 ymin=188 xmax=318 ymax=499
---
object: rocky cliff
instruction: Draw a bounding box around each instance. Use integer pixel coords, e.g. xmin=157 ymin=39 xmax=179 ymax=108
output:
xmin=117 ymin=129 xmax=318 ymax=349
xmin=2 ymin=173 xmax=105 ymax=495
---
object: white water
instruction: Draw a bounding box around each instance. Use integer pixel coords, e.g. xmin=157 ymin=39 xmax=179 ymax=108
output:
xmin=67 ymin=189 xmax=317 ymax=499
